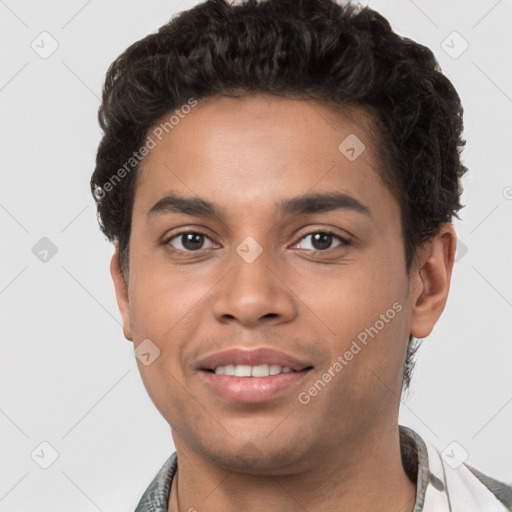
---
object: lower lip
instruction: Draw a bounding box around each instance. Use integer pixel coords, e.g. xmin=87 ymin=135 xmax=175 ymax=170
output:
xmin=199 ymin=369 xmax=312 ymax=403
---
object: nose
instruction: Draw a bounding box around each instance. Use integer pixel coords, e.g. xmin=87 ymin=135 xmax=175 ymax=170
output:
xmin=212 ymin=246 xmax=297 ymax=328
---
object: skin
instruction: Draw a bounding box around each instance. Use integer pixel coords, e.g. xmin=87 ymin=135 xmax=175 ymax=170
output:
xmin=110 ymin=94 xmax=456 ymax=512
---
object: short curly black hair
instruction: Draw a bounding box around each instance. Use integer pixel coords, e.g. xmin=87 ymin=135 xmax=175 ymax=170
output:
xmin=91 ymin=0 xmax=467 ymax=391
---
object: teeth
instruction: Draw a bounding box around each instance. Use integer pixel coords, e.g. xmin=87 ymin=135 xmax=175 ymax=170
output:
xmin=213 ymin=364 xmax=295 ymax=377
xmin=269 ymin=365 xmax=281 ymax=375
xmin=251 ymin=364 xmax=269 ymax=377
xmin=234 ymin=365 xmax=252 ymax=377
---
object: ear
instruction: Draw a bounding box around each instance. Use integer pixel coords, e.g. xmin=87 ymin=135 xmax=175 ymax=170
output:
xmin=409 ymin=223 xmax=457 ymax=339
xmin=110 ymin=250 xmax=133 ymax=341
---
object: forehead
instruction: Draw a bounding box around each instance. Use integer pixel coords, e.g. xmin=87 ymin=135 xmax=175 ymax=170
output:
xmin=133 ymin=94 xmax=395 ymax=220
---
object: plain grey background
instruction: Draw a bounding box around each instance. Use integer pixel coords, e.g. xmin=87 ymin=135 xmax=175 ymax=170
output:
xmin=1 ymin=0 xmax=511 ymax=510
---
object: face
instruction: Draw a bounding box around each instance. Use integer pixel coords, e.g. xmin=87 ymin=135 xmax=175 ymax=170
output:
xmin=111 ymin=94 xmax=453 ymax=474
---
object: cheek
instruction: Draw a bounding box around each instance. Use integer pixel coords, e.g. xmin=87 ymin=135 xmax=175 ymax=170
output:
xmin=127 ymin=256 xmax=218 ymax=395
xmin=127 ymin=256 xmax=208 ymax=340
xmin=126 ymin=259 xmax=204 ymax=424
xmin=305 ymin=258 xmax=406 ymax=338
xmin=135 ymin=358 xmax=195 ymax=432
xmin=313 ymin=253 xmax=409 ymax=389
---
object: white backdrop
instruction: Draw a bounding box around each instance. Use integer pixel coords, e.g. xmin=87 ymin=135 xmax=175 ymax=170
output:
xmin=1 ymin=0 xmax=511 ymax=510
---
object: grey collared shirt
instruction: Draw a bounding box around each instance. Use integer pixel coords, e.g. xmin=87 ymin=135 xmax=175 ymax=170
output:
xmin=134 ymin=425 xmax=512 ymax=511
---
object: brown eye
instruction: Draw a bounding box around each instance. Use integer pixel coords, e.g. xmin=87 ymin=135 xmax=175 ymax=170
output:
xmin=166 ymin=232 xmax=216 ymax=252
xmin=296 ymin=231 xmax=350 ymax=251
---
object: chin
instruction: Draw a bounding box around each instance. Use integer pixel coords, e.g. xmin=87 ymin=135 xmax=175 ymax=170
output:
xmin=197 ymin=436 xmax=311 ymax=475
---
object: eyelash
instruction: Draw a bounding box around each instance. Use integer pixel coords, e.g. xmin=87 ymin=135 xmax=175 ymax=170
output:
xmin=296 ymin=230 xmax=352 ymax=251
xmin=163 ymin=229 xmax=351 ymax=254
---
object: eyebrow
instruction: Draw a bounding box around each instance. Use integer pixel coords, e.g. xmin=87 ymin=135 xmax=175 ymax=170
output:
xmin=279 ymin=191 xmax=371 ymax=218
xmin=147 ymin=191 xmax=372 ymax=220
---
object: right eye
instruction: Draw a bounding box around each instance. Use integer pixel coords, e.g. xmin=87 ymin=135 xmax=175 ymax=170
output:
xmin=164 ymin=231 xmax=219 ymax=253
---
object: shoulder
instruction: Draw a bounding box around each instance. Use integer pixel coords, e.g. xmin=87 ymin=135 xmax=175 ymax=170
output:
xmin=424 ymin=436 xmax=512 ymax=511
xmin=464 ymin=463 xmax=512 ymax=511
xmin=399 ymin=426 xmax=512 ymax=512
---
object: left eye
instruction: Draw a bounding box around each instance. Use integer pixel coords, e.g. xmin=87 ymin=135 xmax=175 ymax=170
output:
xmin=295 ymin=231 xmax=349 ymax=251
xmin=166 ymin=232 xmax=216 ymax=252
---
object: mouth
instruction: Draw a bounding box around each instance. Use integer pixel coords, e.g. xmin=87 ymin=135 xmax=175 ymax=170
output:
xmin=198 ymin=367 xmax=313 ymax=403
xmin=202 ymin=364 xmax=314 ymax=377
xmin=197 ymin=348 xmax=314 ymax=403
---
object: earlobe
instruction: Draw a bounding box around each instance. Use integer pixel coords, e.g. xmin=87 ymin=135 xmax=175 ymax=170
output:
xmin=409 ymin=223 xmax=456 ymax=339
xmin=110 ymin=250 xmax=133 ymax=342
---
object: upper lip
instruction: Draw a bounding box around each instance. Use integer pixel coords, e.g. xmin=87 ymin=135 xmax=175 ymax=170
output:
xmin=197 ymin=348 xmax=313 ymax=372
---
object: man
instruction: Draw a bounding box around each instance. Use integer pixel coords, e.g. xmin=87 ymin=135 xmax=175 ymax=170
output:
xmin=91 ymin=0 xmax=512 ymax=510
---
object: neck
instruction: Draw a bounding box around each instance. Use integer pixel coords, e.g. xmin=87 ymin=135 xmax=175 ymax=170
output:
xmin=168 ymin=423 xmax=416 ymax=512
